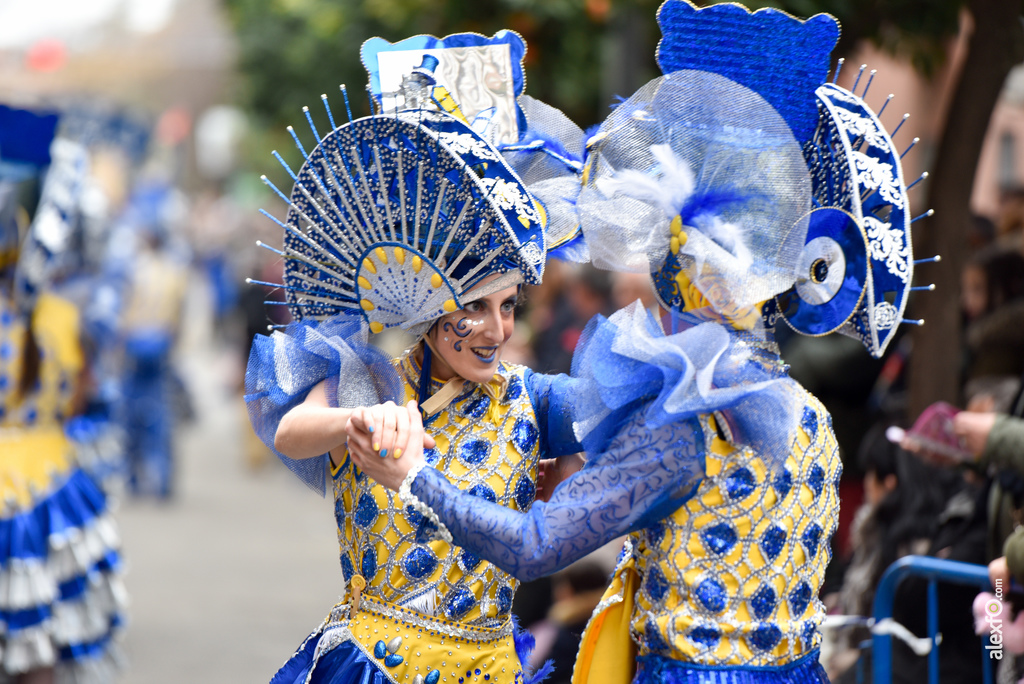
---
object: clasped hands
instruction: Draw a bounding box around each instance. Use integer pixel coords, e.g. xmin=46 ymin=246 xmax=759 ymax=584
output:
xmin=345 ymin=400 xmax=432 ymax=491
xmin=344 ymin=400 xmax=583 ymax=501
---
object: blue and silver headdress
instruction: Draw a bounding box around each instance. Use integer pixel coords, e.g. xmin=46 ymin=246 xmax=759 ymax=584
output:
xmin=642 ymin=0 xmax=930 ymax=356
xmin=781 ymin=62 xmax=929 ymax=357
xmin=576 ymin=68 xmax=813 ymax=314
xmin=256 ymin=31 xmax=548 ymax=337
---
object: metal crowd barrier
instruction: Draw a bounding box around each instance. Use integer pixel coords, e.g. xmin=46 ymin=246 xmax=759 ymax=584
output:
xmin=871 ymin=555 xmax=999 ymax=684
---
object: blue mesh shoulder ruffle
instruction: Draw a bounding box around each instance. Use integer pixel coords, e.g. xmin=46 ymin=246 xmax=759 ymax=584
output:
xmin=571 ymin=302 xmax=802 ymax=474
xmin=244 ymin=312 xmax=404 ymax=496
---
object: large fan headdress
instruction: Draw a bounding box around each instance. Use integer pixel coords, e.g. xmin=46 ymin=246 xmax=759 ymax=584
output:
xmin=257 ymin=32 xmax=547 ymax=338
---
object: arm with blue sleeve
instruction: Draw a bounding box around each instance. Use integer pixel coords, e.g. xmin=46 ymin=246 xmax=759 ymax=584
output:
xmin=403 ymin=304 xmax=803 ymax=582
xmin=408 ymin=409 xmax=705 ymax=582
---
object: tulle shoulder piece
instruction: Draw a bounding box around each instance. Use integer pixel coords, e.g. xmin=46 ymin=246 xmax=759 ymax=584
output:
xmin=244 ymin=312 xmax=405 ymax=495
xmin=571 ymin=301 xmax=802 ymax=475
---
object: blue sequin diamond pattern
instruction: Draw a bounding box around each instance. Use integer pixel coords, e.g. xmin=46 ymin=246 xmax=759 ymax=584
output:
xmin=700 ymin=523 xmax=738 ymax=556
xmin=628 ymin=395 xmax=841 ymax=666
xmin=331 ymin=358 xmax=543 ymax=628
xmin=509 ymin=417 xmax=538 ymax=455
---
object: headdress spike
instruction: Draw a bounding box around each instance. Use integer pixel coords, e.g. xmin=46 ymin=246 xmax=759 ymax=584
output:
xmin=900 ymin=137 xmax=920 ymax=159
xmin=286 ymin=125 xmax=309 ymax=159
xmin=907 ymin=171 xmax=928 ymax=191
xmin=832 ymin=57 xmax=845 ymax=83
xmin=340 ymin=85 xmax=354 ymax=122
xmin=303 ymin=106 xmax=321 ymax=144
xmin=862 ymin=69 xmax=877 ymax=98
xmin=911 ymin=209 xmax=935 ymax=223
xmin=271 ymin=151 xmax=298 ymax=181
xmin=877 ymin=94 xmax=894 ymax=118
xmin=852 ymin=64 xmax=867 ymax=92
xmin=891 ymin=113 xmax=910 ymax=138
xmin=321 ymin=94 xmax=337 ymax=132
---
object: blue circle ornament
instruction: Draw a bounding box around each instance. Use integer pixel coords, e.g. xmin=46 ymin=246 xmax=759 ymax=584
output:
xmin=777 ymin=207 xmax=867 ymax=336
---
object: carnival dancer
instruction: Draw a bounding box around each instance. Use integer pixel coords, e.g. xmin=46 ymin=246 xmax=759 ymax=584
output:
xmin=244 ymin=31 xmax=692 ymax=684
xmin=349 ymin=3 xmax=929 ymax=683
xmin=0 ymin=105 xmax=126 ymax=683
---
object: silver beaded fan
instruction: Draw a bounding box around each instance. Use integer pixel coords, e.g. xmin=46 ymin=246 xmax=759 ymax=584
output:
xmin=252 ymin=86 xmax=548 ymax=338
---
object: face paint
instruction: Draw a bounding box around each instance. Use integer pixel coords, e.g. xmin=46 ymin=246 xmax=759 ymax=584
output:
xmin=429 ymin=282 xmax=519 ymax=384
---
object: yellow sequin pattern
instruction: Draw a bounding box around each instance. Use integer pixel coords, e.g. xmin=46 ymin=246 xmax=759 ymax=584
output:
xmin=629 ymin=387 xmax=840 ymax=666
xmin=331 ymin=354 xmax=540 ymax=628
xmin=0 ymin=293 xmax=83 ymax=510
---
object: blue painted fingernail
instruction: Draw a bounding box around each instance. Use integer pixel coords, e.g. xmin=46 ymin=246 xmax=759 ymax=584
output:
xmin=368 ymin=426 xmax=374 ymax=433
xmin=380 ymin=449 xmax=387 ymax=457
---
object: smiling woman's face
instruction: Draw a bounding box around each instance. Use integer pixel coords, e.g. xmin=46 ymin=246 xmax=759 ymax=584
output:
xmin=427 ymin=283 xmax=519 ymax=384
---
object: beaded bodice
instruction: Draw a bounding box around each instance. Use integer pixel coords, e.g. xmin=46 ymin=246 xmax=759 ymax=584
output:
xmin=628 ymin=385 xmax=841 ymax=666
xmin=331 ymin=354 xmax=541 ymax=628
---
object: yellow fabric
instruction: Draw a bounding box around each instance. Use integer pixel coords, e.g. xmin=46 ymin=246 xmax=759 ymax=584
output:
xmin=339 ymin=597 xmax=523 ymax=683
xmin=630 ymin=395 xmax=841 ymax=666
xmin=331 ymin=354 xmax=540 ymax=626
xmin=573 ymin=557 xmax=639 ymax=684
xmin=0 ymin=293 xmax=83 ymax=511
xmin=0 ymin=429 xmax=73 ymax=510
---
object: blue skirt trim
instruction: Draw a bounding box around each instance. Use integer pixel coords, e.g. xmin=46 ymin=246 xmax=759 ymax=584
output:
xmin=634 ymin=650 xmax=828 ymax=684
xmin=270 ymin=628 xmax=391 ymax=684
xmin=0 ymin=467 xmax=125 ymax=676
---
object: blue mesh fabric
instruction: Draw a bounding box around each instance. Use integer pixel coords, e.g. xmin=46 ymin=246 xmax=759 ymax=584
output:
xmin=408 ymin=302 xmax=804 ymax=581
xmin=244 ymin=311 xmax=404 ymax=495
xmin=571 ymin=303 xmax=801 ymax=471
xmin=410 ymin=409 xmax=705 ymax=582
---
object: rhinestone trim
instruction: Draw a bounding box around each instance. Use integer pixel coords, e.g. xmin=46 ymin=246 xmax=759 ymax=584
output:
xmin=399 ymin=462 xmax=453 ymax=543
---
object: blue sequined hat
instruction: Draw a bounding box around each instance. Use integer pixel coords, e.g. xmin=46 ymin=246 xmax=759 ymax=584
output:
xmin=256 ymin=32 xmax=548 ymax=337
xmin=655 ymin=0 xmax=929 ymax=356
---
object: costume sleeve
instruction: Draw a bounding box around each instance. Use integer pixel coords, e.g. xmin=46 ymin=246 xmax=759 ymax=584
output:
xmin=403 ymin=303 xmax=803 ymax=581
xmin=981 ymin=415 xmax=1024 ymax=474
xmin=524 ymin=369 xmax=584 ymax=457
xmin=408 ymin=410 xmax=705 ymax=582
xmin=244 ymin=313 xmax=404 ymax=495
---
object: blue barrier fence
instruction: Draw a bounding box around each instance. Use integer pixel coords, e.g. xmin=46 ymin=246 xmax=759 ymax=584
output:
xmin=871 ymin=555 xmax=1000 ymax=684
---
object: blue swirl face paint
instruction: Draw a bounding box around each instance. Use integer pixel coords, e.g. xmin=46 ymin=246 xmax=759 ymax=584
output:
xmin=427 ymin=282 xmax=519 ymax=384
xmin=442 ymin=317 xmax=473 ymax=351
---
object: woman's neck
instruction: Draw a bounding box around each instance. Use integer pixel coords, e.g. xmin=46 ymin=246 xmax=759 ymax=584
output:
xmin=415 ymin=339 xmax=456 ymax=382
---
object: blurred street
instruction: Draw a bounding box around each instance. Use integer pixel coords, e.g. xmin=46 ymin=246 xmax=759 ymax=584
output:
xmin=116 ymin=280 xmax=339 ymax=683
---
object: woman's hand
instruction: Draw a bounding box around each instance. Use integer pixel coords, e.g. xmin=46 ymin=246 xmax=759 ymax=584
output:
xmin=347 ymin=400 xmax=433 ymax=491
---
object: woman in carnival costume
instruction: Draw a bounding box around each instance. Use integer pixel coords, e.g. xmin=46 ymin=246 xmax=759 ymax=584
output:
xmin=351 ymin=3 xmax=928 ymax=683
xmin=0 ymin=105 xmax=126 ymax=683
xmin=245 ymin=31 xmax=701 ymax=684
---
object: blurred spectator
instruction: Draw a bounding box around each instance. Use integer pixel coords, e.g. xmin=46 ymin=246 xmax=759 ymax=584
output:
xmin=120 ymin=225 xmax=189 ymax=498
xmin=997 ymin=187 xmax=1024 ymax=249
xmin=960 ymin=246 xmax=1024 ymax=406
xmin=828 ymin=422 xmax=961 ymax=680
xmin=968 ymin=213 xmax=998 ymax=251
xmin=530 ymin=264 xmax=612 ymax=374
xmin=527 ymin=561 xmax=610 ymax=684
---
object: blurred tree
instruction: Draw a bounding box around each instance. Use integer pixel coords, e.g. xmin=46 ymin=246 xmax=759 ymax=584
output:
xmin=224 ymin=0 xmax=662 ymax=134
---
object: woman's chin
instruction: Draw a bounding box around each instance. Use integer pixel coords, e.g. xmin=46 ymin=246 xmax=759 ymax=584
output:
xmin=460 ymin=359 xmax=501 ymax=384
